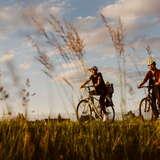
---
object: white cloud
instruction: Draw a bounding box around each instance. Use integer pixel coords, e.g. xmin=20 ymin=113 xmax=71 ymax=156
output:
xmin=19 ymin=63 xmax=31 ymax=70
xmin=0 ymin=51 xmax=14 ymax=63
xmin=61 ymin=60 xmax=85 ymax=70
xmin=101 ymin=67 xmax=118 ymax=75
xmin=74 ymin=15 xmax=108 ymax=48
xmin=23 ymin=1 xmax=64 ymax=19
xmin=55 ymin=67 xmax=88 ymax=84
xmin=56 ymin=70 xmax=78 ymax=79
xmin=132 ymin=36 xmax=160 ymax=50
xmin=77 ymin=16 xmax=96 ymax=20
xmin=52 ymin=56 xmax=89 ymax=84
xmin=80 ymin=26 xmax=109 ymax=47
xmin=76 ymin=16 xmax=97 ymax=25
xmin=0 ymin=6 xmax=15 ymax=21
xmin=0 ymin=1 xmax=67 ymax=33
xmin=101 ymin=0 xmax=160 ymax=30
xmin=45 ymin=49 xmax=58 ymax=57
xmin=101 ymin=0 xmax=160 ymax=20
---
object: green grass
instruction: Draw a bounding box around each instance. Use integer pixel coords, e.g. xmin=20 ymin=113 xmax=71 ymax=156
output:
xmin=0 ymin=118 xmax=160 ymax=160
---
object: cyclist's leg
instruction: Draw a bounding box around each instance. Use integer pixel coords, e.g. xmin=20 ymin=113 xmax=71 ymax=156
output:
xmin=152 ymin=86 xmax=159 ymax=117
xmin=158 ymin=86 xmax=160 ymax=110
xmin=99 ymin=92 xmax=107 ymax=115
xmin=155 ymin=86 xmax=160 ymax=112
xmin=106 ymin=93 xmax=113 ymax=106
xmin=99 ymin=94 xmax=107 ymax=121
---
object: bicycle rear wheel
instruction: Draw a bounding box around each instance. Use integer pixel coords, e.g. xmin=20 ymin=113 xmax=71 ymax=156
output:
xmin=76 ymin=99 xmax=93 ymax=122
xmin=105 ymin=105 xmax=115 ymax=122
xmin=139 ymin=98 xmax=153 ymax=120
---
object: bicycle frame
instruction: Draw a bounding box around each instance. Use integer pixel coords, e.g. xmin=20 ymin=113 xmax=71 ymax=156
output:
xmin=81 ymin=86 xmax=103 ymax=119
xmin=139 ymin=85 xmax=158 ymax=119
xmin=147 ymin=86 xmax=152 ymax=98
xmin=143 ymin=86 xmax=156 ymax=104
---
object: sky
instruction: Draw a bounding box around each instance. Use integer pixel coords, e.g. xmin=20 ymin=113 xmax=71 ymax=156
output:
xmin=0 ymin=0 xmax=160 ymax=120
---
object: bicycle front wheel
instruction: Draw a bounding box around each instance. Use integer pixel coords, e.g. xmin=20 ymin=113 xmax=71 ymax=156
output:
xmin=76 ymin=99 xmax=93 ymax=122
xmin=105 ymin=105 xmax=115 ymax=122
xmin=139 ymin=98 xmax=153 ymax=120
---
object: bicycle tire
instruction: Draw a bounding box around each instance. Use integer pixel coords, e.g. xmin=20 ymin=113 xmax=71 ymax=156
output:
xmin=76 ymin=99 xmax=93 ymax=122
xmin=139 ymin=97 xmax=153 ymax=120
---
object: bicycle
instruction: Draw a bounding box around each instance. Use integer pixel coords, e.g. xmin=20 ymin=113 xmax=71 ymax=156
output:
xmin=139 ymin=85 xmax=159 ymax=120
xmin=76 ymin=85 xmax=115 ymax=122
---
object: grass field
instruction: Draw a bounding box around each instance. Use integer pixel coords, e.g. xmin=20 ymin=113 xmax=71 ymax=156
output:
xmin=0 ymin=117 xmax=160 ymax=160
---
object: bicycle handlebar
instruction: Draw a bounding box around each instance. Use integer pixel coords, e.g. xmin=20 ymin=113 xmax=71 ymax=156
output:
xmin=80 ymin=85 xmax=94 ymax=92
xmin=138 ymin=85 xmax=154 ymax=89
xmin=82 ymin=85 xmax=94 ymax=88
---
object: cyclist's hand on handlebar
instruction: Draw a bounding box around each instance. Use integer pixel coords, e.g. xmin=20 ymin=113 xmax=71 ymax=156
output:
xmin=80 ymin=85 xmax=84 ymax=89
xmin=137 ymin=84 xmax=143 ymax=89
xmin=80 ymin=85 xmax=94 ymax=89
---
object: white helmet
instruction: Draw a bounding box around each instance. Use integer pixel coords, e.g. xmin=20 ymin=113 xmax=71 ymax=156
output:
xmin=89 ymin=66 xmax=98 ymax=71
xmin=146 ymin=56 xmax=155 ymax=66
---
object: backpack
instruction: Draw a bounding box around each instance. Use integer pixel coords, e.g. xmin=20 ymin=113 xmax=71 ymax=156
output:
xmin=105 ymin=81 xmax=114 ymax=96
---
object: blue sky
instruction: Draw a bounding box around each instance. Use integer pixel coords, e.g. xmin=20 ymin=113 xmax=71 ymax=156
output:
xmin=0 ymin=0 xmax=160 ymax=119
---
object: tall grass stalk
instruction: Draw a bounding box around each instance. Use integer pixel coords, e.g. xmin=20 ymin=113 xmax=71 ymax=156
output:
xmin=27 ymin=15 xmax=88 ymax=117
xmin=101 ymin=15 xmax=127 ymax=117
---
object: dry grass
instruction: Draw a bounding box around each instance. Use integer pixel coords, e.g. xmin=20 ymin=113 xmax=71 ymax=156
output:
xmin=0 ymin=118 xmax=160 ymax=160
xmin=20 ymin=78 xmax=36 ymax=118
xmin=28 ymin=14 xmax=87 ymax=74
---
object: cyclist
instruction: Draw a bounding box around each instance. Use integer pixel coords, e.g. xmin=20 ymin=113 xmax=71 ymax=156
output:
xmin=138 ymin=56 xmax=160 ymax=119
xmin=80 ymin=66 xmax=108 ymax=121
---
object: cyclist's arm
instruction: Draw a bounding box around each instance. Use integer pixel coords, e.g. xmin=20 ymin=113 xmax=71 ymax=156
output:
xmin=93 ymin=72 xmax=103 ymax=87
xmin=155 ymin=78 xmax=160 ymax=86
xmin=155 ymin=82 xmax=160 ymax=86
xmin=95 ymin=76 xmax=101 ymax=87
xmin=155 ymin=71 xmax=160 ymax=86
xmin=80 ymin=79 xmax=91 ymax=88
xmin=138 ymin=71 xmax=151 ymax=87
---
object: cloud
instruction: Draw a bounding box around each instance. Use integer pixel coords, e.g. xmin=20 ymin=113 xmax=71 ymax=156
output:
xmin=0 ymin=6 xmax=15 ymax=22
xmin=75 ymin=16 xmax=97 ymax=27
xmin=101 ymin=67 xmax=118 ymax=75
xmin=101 ymin=0 xmax=160 ymax=20
xmin=0 ymin=51 xmax=14 ymax=63
xmin=132 ymin=36 xmax=160 ymax=50
xmin=55 ymin=67 xmax=88 ymax=84
xmin=73 ymin=15 xmax=110 ymax=48
xmin=45 ymin=49 xmax=58 ymax=57
xmin=0 ymin=0 xmax=67 ymax=33
xmin=80 ymin=26 xmax=110 ymax=48
xmin=19 ymin=63 xmax=31 ymax=70
xmin=77 ymin=16 xmax=96 ymax=21
xmin=61 ymin=60 xmax=86 ymax=70
xmin=101 ymin=0 xmax=160 ymax=31
xmin=23 ymin=1 xmax=65 ymax=20
xmin=127 ymin=71 xmax=146 ymax=79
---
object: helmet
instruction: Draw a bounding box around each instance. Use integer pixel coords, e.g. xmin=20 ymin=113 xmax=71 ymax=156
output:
xmin=146 ymin=56 xmax=155 ymax=66
xmin=89 ymin=66 xmax=98 ymax=71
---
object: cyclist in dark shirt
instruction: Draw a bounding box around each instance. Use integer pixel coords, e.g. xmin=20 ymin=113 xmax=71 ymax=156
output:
xmin=80 ymin=66 xmax=107 ymax=120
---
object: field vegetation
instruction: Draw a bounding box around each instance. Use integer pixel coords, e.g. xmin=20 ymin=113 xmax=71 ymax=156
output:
xmin=0 ymin=117 xmax=160 ymax=160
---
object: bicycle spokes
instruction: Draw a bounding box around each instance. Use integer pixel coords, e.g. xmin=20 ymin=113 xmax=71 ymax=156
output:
xmin=81 ymin=105 xmax=90 ymax=115
xmin=144 ymin=100 xmax=150 ymax=112
xmin=76 ymin=96 xmax=115 ymax=122
xmin=139 ymin=98 xmax=153 ymax=120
